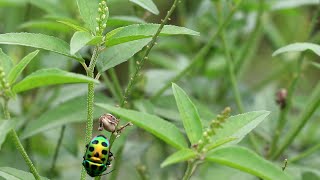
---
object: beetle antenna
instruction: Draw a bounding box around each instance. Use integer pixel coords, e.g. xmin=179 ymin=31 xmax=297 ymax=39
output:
xmin=99 ymin=169 xmax=115 ymax=176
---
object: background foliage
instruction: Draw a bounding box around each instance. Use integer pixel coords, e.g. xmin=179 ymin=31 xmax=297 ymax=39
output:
xmin=0 ymin=0 xmax=320 ymax=180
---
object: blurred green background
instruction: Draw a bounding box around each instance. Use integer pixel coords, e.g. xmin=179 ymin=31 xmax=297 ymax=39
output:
xmin=0 ymin=0 xmax=320 ymax=179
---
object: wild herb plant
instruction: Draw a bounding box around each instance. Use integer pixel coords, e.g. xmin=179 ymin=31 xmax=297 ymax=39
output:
xmin=0 ymin=0 xmax=319 ymax=180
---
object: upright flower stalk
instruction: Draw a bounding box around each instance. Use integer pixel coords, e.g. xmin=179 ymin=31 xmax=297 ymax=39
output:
xmin=80 ymin=1 xmax=109 ymax=179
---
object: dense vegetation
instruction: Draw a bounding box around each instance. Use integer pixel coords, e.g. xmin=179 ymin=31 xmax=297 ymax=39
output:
xmin=0 ymin=0 xmax=320 ymax=180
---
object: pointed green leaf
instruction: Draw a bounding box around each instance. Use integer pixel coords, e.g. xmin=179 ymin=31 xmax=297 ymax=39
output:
xmin=97 ymin=38 xmax=151 ymax=72
xmin=212 ymin=111 xmax=270 ymax=145
xmin=57 ymin=20 xmax=89 ymax=32
xmin=95 ymin=103 xmax=188 ymax=149
xmin=0 ymin=120 xmax=15 ymax=150
xmin=107 ymin=16 xmax=145 ymax=27
xmin=0 ymin=167 xmax=49 ymax=180
xmin=70 ymin=31 xmax=102 ymax=54
xmin=106 ymin=24 xmax=200 ymax=47
xmin=130 ymin=0 xmax=159 ymax=15
xmin=0 ymin=48 xmax=13 ymax=76
xmin=19 ymin=20 xmax=71 ymax=32
xmin=273 ymin=42 xmax=320 ymax=57
xmin=21 ymin=94 xmax=109 ymax=139
xmin=12 ymin=68 xmax=99 ymax=93
xmin=206 ymin=137 xmax=237 ymax=151
xmin=161 ymin=149 xmax=197 ymax=168
xmin=7 ymin=50 xmax=39 ymax=84
xmin=0 ymin=33 xmax=83 ymax=62
xmin=76 ymin=0 xmax=99 ymax=33
xmin=172 ymin=83 xmax=203 ymax=144
xmin=206 ymin=146 xmax=292 ymax=180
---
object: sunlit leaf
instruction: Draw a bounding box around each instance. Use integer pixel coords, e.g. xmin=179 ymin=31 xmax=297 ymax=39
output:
xmin=212 ymin=111 xmax=270 ymax=145
xmin=97 ymin=38 xmax=151 ymax=72
xmin=206 ymin=146 xmax=292 ymax=180
xmin=129 ymin=0 xmax=159 ymax=15
xmin=172 ymin=83 xmax=203 ymax=144
xmin=12 ymin=68 xmax=99 ymax=93
xmin=7 ymin=50 xmax=39 ymax=84
xmin=106 ymin=24 xmax=200 ymax=47
xmin=0 ymin=48 xmax=13 ymax=76
xmin=0 ymin=167 xmax=49 ymax=180
xmin=273 ymin=42 xmax=320 ymax=57
xmin=107 ymin=16 xmax=145 ymax=27
xmin=161 ymin=149 xmax=197 ymax=167
xmin=95 ymin=103 xmax=188 ymax=149
xmin=70 ymin=31 xmax=102 ymax=54
xmin=76 ymin=0 xmax=99 ymax=33
xmin=0 ymin=33 xmax=83 ymax=62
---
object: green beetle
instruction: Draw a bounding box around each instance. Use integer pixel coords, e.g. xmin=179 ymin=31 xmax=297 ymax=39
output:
xmin=82 ymin=135 xmax=113 ymax=177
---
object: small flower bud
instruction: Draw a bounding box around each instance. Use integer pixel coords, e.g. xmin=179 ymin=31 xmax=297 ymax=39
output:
xmin=96 ymin=27 xmax=100 ymax=32
xmin=276 ymin=88 xmax=287 ymax=109
xmin=101 ymin=14 xmax=106 ymax=20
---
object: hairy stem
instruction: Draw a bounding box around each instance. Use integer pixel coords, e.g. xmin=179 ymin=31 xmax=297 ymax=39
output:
xmin=3 ymin=99 xmax=41 ymax=179
xmin=81 ymin=46 xmax=100 ymax=179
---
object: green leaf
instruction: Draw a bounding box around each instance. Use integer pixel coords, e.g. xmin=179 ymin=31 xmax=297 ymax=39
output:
xmin=21 ymin=94 xmax=109 ymax=139
xmin=0 ymin=167 xmax=49 ymax=180
xmin=76 ymin=0 xmax=99 ymax=33
xmin=212 ymin=111 xmax=270 ymax=145
xmin=129 ymin=0 xmax=159 ymax=15
xmin=310 ymin=61 xmax=320 ymax=69
xmin=19 ymin=20 xmax=71 ymax=32
xmin=272 ymin=0 xmax=319 ymax=10
xmin=7 ymin=50 xmax=39 ymax=84
xmin=206 ymin=146 xmax=292 ymax=180
xmin=161 ymin=149 xmax=197 ymax=167
xmin=70 ymin=31 xmax=102 ymax=54
xmin=97 ymin=38 xmax=151 ymax=72
xmin=12 ymin=68 xmax=99 ymax=93
xmin=206 ymin=137 xmax=237 ymax=151
xmin=0 ymin=48 xmax=13 ymax=76
xmin=272 ymin=42 xmax=320 ymax=57
xmin=106 ymin=24 xmax=200 ymax=47
xmin=172 ymin=83 xmax=203 ymax=145
xmin=107 ymin=16 xmax=145 ymax=27
xmin=57 ymin=20 xmax=89 ymax=32
xmin=0 ymin=120 xmax=15 ymax=150
xmin=0 ymin=33 xmax=83 ymax=62
xmin=95 ymin=103 xmax=188 ymax=149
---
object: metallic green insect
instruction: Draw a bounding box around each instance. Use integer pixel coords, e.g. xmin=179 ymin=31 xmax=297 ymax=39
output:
xmin=82 ymin=135 xmax=113 ymax=177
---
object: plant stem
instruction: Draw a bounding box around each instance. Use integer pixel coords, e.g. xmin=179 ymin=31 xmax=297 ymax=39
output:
xmin=289 ymin=143 xmax=320 ymax=163
xmin=50 ymin=125 xmax=66 ymax=177
xmin=268 ymin=54 xmax=305 ymax=158
xmin=235 ymin=0 xmax=264 ymax=77
xmin=272 ymin=83 xmax=320 ymax=159
xmin=151 ymin=0 xmax=243 ymax=100
xmin=81 ymin=46 xmax=100 ymax=180
xmin=221 ymin=33 xmax=244 ymax=113
xmin=104 ymin=1 xmax=181 ymax=179
xmin=182 ymin=161 xmax=197 ymax=180
xmin=3 ymin=99 xmax=41 ymax=179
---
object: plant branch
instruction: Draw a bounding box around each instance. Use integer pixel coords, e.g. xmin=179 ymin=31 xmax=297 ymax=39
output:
xmin=81 ymin=46 xmax=100 ymax=180
xmin=271 ymin=83 xmax=320 ymax=159
xmin=289 ymin=143 xmax=320 ymax=163
xmin=151 ymin=0 xmax=243 ymax=100
xmin=50 ymin=125 xmax=66 ymax=177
